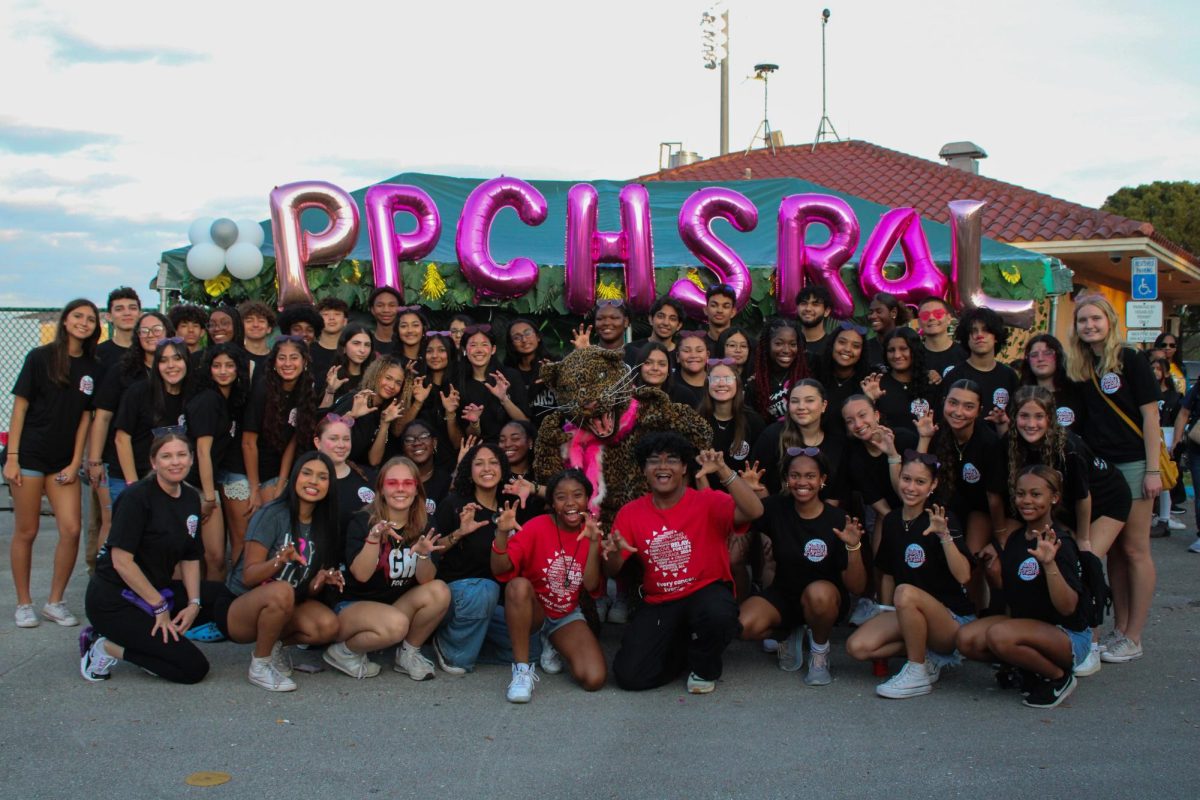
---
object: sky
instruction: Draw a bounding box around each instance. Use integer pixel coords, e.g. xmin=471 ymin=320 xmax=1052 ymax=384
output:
xmin=0 ymin=0 xmax=1197 ymax=308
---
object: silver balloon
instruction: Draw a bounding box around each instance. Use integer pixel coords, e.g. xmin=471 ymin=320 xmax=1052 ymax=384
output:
xmin=210 ymin=218 xmax=239 ymax=249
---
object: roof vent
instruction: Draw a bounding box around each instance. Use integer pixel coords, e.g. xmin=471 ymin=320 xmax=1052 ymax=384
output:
xmin=938 ymin=141 xmax=987 ymax=174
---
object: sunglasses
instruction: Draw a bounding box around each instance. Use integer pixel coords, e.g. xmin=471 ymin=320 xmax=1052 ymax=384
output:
xmin=383 ymin=478 xmax=419 ymax=491
xmin=903 ymin=449 xmax=941 ymax=470
xmin=463 ymin=324 xmax=492 ymax=335
xmin=425 ymin=330 xmax=453 ymax=338
xmin=151 ymin=424 xmax=188 ymax=438
xmin=918 ymin=308 xmax=948 ymax=321
xmin=323 ymin=413 xmax=355 ymax=429
xmin=276 ymin=334 xmax=307 ymax=344
xmin=836 ymin=321 xmax=869 ymax=336
xmin=678 ymin=330 xmax=709 ymax=340
xmin=397 ymin=305 xmax=423 ymax=313
xmin=786 ymin=446 xmax=821 ymax=457
xmin=156 ymin=336 xmax=185 ymax=348
xmin=706 ymin=357 xmax=736 ymax=367
xmin=596 ymin=299 xmax=625 ymax=309
xmin=1162 ymin=342 xmax=1177 ymax=348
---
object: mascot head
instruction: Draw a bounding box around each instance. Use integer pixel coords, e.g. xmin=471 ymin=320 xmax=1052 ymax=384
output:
xmin=539 ymin=347 xmax=639 ymax=441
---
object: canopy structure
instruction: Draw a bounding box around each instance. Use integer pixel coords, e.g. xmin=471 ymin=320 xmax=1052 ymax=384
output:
xmin=159 ymin=173 xmax=1056 ymax=326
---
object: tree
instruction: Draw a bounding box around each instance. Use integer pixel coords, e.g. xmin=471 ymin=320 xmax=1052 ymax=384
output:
xmin=1102 ymin=181 xmax=1200 ymax=358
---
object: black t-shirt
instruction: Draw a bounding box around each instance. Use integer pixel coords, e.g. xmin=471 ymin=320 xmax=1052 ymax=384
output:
xmin=624 ymin=339 xmax=678 ymax=373
xmin=939 ymin=424 xmax=1002 ymax=520
xmin=226 ymin=502 xmax=333 ymax=599
xmin=6 ymin=346 xmax=98 ymax=473
xmin=433 ymin=493 xmax=500 ymax=583
xmin=708 ymin=409 xmax=765 ymax=471
xmin=745 ymin=367 xmax=794 ymax=422
xmin=923 ymin=342 xmax=968 ymax=380
xmin=243 ymin=379 xmax=300 ymax=483
xmin=750 ymin=421 xmax=846 ymax=500
xmin=667 ymin=377 xmax=707 ymax=409
xmin=1073 ymin=349 xmax=1160 ymax=462
xmin=509 ymin=362 xmax=559 ymax=426
xmin=876 ymin=508 xmax=972 ymax=615
xmin=95 ymin=339 xmax=130 ymax=380
xmin=818 ymin=369 xmax=870 ymax=430
xmin=335 ymin=466 xmax=376 ymax=550
xmin=1158 ymin=382 xmax=1181 ymax=428
xmin=1047 ymin=381 xmax=1086 ymax=433
xmin=309 ymin=342 xmax=338 ymax=388
xmin=874 ymin=373 xmax=935 ymax=437
xmin=94 ymin=477 xmax=203 ymax=592
xmin=802 ymin=331 xmax=832 ymax=362
xmin=943 ymin=360 xmax=1019 ymax=424
xmin=114 ymin=381 xmax=186 ymax=479
xmin=421 ymin=467 xmax=454 ymax=517
xmin=457 ymin=366 xmax=530 ymax=441
xmin=94 ymin=367 xmax=148 ymax=469
xmin=994 ymin=432 xmax=1128 ymax=526
xmin=753 ymin=498 xmax=849 ymax=597
xmin=371 ymin=334 xmax=397 ymax=357
xmin=843 ymin=427 xmax=918 ymax=508
xmin=185 ymin=389 xmax=235 ymax=486
xmin=342 ymin=511 xmax=437 ymax=603
xmin=1000 ymin=524 xmax=1088 ymax=632
xmin=412 ymin=377 xmax=459 ymax=470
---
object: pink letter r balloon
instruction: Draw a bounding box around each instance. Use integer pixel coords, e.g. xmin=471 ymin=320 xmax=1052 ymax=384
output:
xmin=670 ymin=187 xmax=758 ymax=320
xmin=776 ymin=194 xmax=859 ymax=319
xmin=563 ymin=183 xmax=657 ymax=315
xmin=857 ymin=207 xmax=948 ymax=308
xmin=269 ymin=181 xmax=360 ymax=308
xmin=365 ymin=185 xmax=442 ymax=301
xmin=455 ymin=177 xmax=547 ymax=301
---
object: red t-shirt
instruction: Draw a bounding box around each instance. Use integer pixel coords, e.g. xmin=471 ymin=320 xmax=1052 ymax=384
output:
xmin=612 ymin=488 xmax=738 ymax=604
xmin=495 ymin=515 xmax=595 ymax=619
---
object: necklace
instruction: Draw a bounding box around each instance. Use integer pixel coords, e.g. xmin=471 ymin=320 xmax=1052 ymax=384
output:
xmin=552 ymin=516 xmax=587 ymax=590
xmin=901 ymin=510 xmax=924 ymax=533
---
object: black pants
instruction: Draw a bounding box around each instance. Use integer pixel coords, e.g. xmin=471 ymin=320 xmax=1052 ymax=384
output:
xmin=612 ymin=581 xmax=740 ymax=691
xmin=84 ymin=579 xmax=225 ymax=685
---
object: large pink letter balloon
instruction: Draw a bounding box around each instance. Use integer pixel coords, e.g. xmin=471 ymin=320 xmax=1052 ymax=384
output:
xmin=564 ymin=184 xmax=657 ymax=315
xmin=455 ymin=177 xmax=547 ymax=300
xmin=670 ymin=187 xmax=758 ymax=319
xmin=269 ymin=181 xmax=360 ymax=307
xmin=858 ymin=207 xmax=948 ymax=307
xmin=776 ymin=194 xmax=859 ymax=319
xmin=949 ymin=199 xmax=1035 ymax=329
xmin=365 ymin=185 xmax=441 ymax=300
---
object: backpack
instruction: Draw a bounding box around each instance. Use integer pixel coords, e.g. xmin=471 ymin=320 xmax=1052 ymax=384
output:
xmin=1075 ymin=549 xmax=1111 ymax=629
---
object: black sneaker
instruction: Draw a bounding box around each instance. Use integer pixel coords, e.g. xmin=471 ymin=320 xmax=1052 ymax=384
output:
xmin=1022 ymin=672 xmax=1076 ymax=708
xmin=993 ymin=663 xmax=1024 ymax=691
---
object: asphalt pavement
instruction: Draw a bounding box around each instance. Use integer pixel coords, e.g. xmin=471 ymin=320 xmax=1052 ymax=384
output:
xmin=1 ymin=509 xmax=1198 ymax=799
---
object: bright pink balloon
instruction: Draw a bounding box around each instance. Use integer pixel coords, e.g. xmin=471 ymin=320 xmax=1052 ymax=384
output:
xmin=669 ymin=187 xmax=758 ymax=320
xmin=776 ymin=194 xmax=859 ymax=319
xmin=858 ymin=207 xmax=948 ymax=308
xmin=365 ymin=185 xmax=441 ymax=301
xmin=564 ymin=184 xmax=657 ymax=315
xmin=455 ymin=177 xmax=547 ymax=301
xmin=949 ymin=199 xmax=1035 ymax=329
xmin=269 ymin=181 xmax=360 ymax=308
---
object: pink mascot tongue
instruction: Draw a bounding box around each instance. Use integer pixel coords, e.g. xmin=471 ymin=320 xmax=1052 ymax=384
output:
xmin=563 ymin=399 xmax=640 ymax=517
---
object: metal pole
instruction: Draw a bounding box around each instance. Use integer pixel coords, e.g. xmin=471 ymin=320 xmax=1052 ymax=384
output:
xmin=821 ymin=16 xmax=827 ymax=124
xmin=719 ymin=10 xmax=729 ymax=155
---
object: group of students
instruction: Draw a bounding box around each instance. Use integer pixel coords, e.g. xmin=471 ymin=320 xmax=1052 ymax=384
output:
xmin=4 ymin=282 xmax=1190 ymax=709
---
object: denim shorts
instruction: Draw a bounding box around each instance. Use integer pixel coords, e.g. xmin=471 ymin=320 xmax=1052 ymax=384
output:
xmin=333 ymin=599 xmax=360 ymax=614
xmin=19 ymin=468 xmax=46 ymax=478
xmin=950 ymin=611 xmax=977 ymax=627
xmin=107 ymin=474 xmax=128 ymax=503
xmin=1058 ymin=626 xmax=1092 ymax=669
xmin=218 ymin=471 xmax=250 ymax=501
xmin=1114 ymin=459 xmax=1148 ymax=500
xmin=540 ymin=607 xmax=586 ymax=638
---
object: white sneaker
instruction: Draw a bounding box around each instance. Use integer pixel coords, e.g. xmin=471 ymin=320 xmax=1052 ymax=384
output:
xmin=15 ymin=604 xmax=39 ymax=628
xmin=607 ymin=595 xmax=630 ymax=624
xmin=79 ymin=629 xmax=117 ymax=682
xmin=804 ymin=647 xmax=832 ymax=686
xmin=432 ymin=636 xmax=467 ymax=675
xmin=594 ymin=594 xmax=611 ymax=623
xmin=248 ymin=656 xmax=297 ymax=692
xmin=1097 ymin=629 xmax=1124 ymax=652
xmin=322 ymin=641 xmax=381 ymax=679
xmin=394 ymin=643 xmax=436 ymax=681
xmin=876 ymin=660 xmax=933 ymax=699
xmin=506 ymin=663 xmax=537 ymax=703
xmin=761 ymin=638 xmax=780 ymax=654
xmin=848 ymin=597 xmax=882 ymax=626
xmin=1188 ymin=538 xmax=1200 ymax=554
xmin=539 ymin=634 xmax=563 ymax=675
xmin=270 ymin=641 xmax=293 ymax=677
xmin=42 ymin=601 xmax=79 ymax=627
xmin=1099 ymin=636 xmax=1143 ymax=663
xmin=777 ymin=626 xmax=804 ymax=672
xmin=925 ymin=658 xmax=944 ymax=685
xmin=1075 ymin=643 xmax=1102 ymax=677
xmin=1166 ymin=517 xmax=1187 ymax=530
xmin=686 ymin=672 xmax=716 ymax=694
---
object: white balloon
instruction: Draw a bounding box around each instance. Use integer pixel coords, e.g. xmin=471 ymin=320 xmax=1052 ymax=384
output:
xmin=236 ymin=218 xmax=265 ymax=248
xmin=188 ymin=218 xmax=215 ymax=246
xmin=225 ymin=241 xmax=264 ymax=279
xmin=186 ymin=242 xmax=226 ymax=279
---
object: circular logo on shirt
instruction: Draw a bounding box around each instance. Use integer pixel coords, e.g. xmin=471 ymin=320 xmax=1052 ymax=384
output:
xmin=962 ymin=462 xmax=981 ymax=484
xmin=993 ymin=388 xmax=1010 ymax=411
xmin=357 ymin=487 xmax=375 ymax=503
xmin=1093 ymin=456 xmax=1108 ymax=471
xmin=1056 ymin=406 xmax=1075 ymax=427
xmin=1017 ymin=557 xmax=1041 ymax=581
xmin=544 ymin=553 xmax=583 ymax=596
xmin=803 ymin=538 xmax=829 ymax=563
xmin=942 ymin=365 xmax=956 ymax=378
xmin=910 ymin=398 xmax=931 ymax=419
xmin=904 ymin=543 xmax=926 ymax=568
xmin=287 ymin=407 xmax=298 ymax=427
xmin=731 ymin=440 xmax=750 ymax=461
xmin=1100 ymin=372 xmax=1121 ymax=394
xmin=79 ymin=375 xmax=94 ymax=395
xmin=425 ymin=498 xmax=437 ymax=515
xmin=647 ymin=528 xmax=693 ymax=577
xmin=185 ymin=514 xmax=199 ymax=538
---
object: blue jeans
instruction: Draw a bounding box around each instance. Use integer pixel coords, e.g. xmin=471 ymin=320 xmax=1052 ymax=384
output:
xmin=1187 ymin=442 xmax=1200 ymax=523
xmin=477 ymin=604 xmax=544 ymax=666
xmin=107 ymin=475 xmax=128 ymax=503
xmin=435 ymin=578 xmax=501 ymax=671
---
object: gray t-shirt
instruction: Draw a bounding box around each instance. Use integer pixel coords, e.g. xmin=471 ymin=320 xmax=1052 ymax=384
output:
xmin=226 ymin=502 xmax=317 ymax=596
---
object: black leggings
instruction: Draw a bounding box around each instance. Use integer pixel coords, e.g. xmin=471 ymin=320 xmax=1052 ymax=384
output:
xmin=84 ymin=579 xmax=225 ymax=685
xmin=612 ymin=581 xmax=740 ymax=691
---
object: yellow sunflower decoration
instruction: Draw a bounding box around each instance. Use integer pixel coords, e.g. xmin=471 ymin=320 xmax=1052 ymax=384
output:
xmin=686 ymin=268 xmax=705 ymax=290
xmin=348 ymin=260 xmax=363 ymax=284
xmin=204 ymin=274 xmax=231 ymax=297
xmin=1001 ymin=264 xmax=1022 ymax=285
xmin=596 ymin=279 xmax=624 ymax=301
xmin=420 ymin=263 xmax=447 ymax=302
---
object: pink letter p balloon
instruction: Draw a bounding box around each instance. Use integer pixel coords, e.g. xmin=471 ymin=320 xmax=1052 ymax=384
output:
xmin=269 ymin=181 xmax=360 ymax=307
xmin=365 ymin=185 xmax=442 ymax=301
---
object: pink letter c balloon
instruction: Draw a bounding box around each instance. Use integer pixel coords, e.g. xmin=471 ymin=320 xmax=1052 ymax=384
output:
xmin=455 ymin=177 xmax=547 ymax=301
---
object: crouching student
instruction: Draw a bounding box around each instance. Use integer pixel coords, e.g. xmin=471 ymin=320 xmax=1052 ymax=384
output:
xmin=845 ymin=451 xmax=973 ymax=698
xmin=491 ymin=469 xmax=607 ymax=703
xmin=328 ymin=457 xmax=450 ymax=681
xmin=608 ymin=433 xmax=764 ymax=694
xmin=80 ymin=433 xmax=225 ymax=683
xmin=212 ymin=452 xmax=343 ymax=692
xmin=956 ymin=465 xmax=1090 ymax=709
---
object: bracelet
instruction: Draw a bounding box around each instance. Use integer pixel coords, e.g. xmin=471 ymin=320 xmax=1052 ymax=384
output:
xmin=845 ymin=541 xmax=863 ymax=552
xmin=365 ymin=537 xmax=381 ymax=545
xmin=720 ymin=471 xmax=738 ymax=487
xmin=886 ymin=456 xmax=902 ymax=465
xmin=203 ymin=496 xmax=217 ymax=503
xmin=490 ymin=541 xmax=507 ymax=555
xmin=152 ymin=600 xmax=171 ymax=616
xmin=189 ymin=597 xmax=202 ymax=607
xmin=415 ymin=552 xmax=430 ymax=560
xmin=1145 ymin=470 xmax=1161 ymax=475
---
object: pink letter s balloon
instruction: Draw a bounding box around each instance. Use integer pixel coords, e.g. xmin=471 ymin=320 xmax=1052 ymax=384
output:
xmin=455 ymin=177 xmax=547 ymax=301
xmin=776 ymin=194 xmax=859 ymax=319
xmin=670 ymin=187 xmax=758 ymax=319
xmin=365 ymin=185 xmax=441 ymax=301
xmin=564 ymin=184 xmax=657 ymax=315
xmin=949 ymin=199 xmax=1035 ymax=329
xmin=858 ymin=207 xmax=948 ymax=307
xmin=269 ymin=181 xmax=360 ymax=308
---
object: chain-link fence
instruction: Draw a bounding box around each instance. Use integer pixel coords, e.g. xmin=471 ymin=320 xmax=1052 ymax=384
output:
xmin=0 ymin=308 xmax=61 ymax=435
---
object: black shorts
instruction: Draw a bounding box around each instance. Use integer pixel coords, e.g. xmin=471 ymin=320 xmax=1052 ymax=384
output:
xmin=755 ymin=580 xmax=848 ymax=630
xmin=1091 ymin=481 xmax=1132 ymax=523
xmin=210 ymin=586 xmax=238 ymax=641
